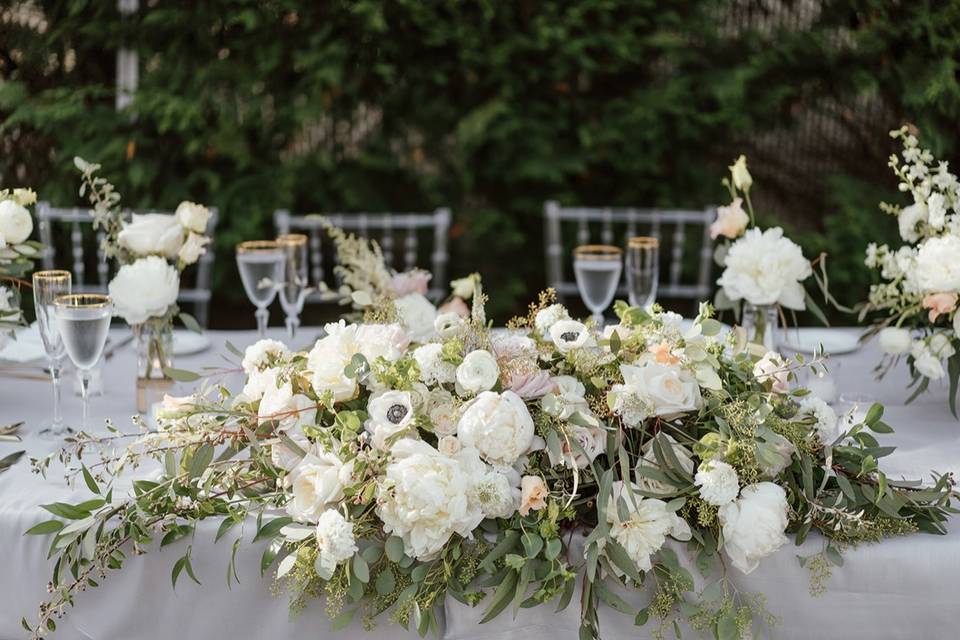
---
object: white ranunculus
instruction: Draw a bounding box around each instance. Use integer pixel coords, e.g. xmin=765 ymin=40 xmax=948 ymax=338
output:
xmin=413 ymin=342 xmax=457 ymax=386
xmin=716 ymin=227 xmax=812 ymax=309
xmin=913 ymin=235 xmax=960 ymax=293
xmin=117 ymin=213 xmax=184 ymax=258
xmin=549 ymin=319 xmax=593 ymax=353
xmin=694 ymin=460 xmax=740 ymax=507
xmin=286 ymin=452 xmax=353 ymax=522
xmin=307 ymin=321 xmax=360 ymax=402
xmin=898 ymin=202 xmax=927 ymax=243
xmin=620 ymin=361 xmax=702 ymax=418
xmin=242 ymin=339 xmax=291 ymax=374
xmin=314 ymin=509 xmax=358 ymax=578
xmin=376 ymin=439 xmax=484 ymax=559
xmin=606 ymin=482 xmax=691 ymax=575
xmin=258 ymin=380 xmax=317 ymax=433
xmin=456 ymin=349 xmax=500 ymax=395
xmin=177 ymin=232 xmax=209 ymax=265
xmin=729 ymin=154 xmax=753 ymax=191
xmin=356 ymin=323 xmax=410 ymax=363
xmin=0 ymin=199 xmax=33 ymax=244
xmin=798 ymin=396 xmax=839 ymax=445
xmin=719 ymin=482 xmax=789 ymax=574
xmin=534 ymin=304 xmax=571 ymax=335
xmin=457 ymin=390 xmax=535 ymax=466
xmin=635 ymin=434 xmax=695 ymax=496
xmin=911 ymin=341 xmax=945 ymax=380
xmin=753 ymin=351 xmax=789 ymax=391
xmin=878 ymin=327 xmax=912 ymax=355
xmin=394 ymin=292 xmax=437 ymax=342
xmin=108 ymin=256 xmax=180 ymax=324
xmin=366 ymin=390 xmax=415 ymax=450
xmin=175 ymin=201 xmax=211 ymax=234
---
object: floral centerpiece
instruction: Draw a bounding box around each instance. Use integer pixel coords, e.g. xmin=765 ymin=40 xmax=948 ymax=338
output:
xmin=0 ymin=187 xmax=42 ymax=347
xmin=861 ymin=127 xmax=960 ymax=415
xmin=712 ymin=156 xmax=832 ymax=349
xmin=74 ymin=157 xmax=212 ymax=412
xmin=22 ymin=234 xmax=955 ymax=639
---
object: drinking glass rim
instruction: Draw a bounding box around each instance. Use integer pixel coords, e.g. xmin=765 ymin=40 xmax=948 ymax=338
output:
xmin=573 ymin=244 xmax=622 ymax=259
xmin=276 ymin=233 xmax=308 ymax=246
xmin=627 ymin=236 xmax=660 ymax=248
xmin=33 ymin=270 xmax=72 ymax=282
xmin=237 ymin=240 xmax=282 ymax=254
xmin=53 ymin=294 xmax=111 ymax=309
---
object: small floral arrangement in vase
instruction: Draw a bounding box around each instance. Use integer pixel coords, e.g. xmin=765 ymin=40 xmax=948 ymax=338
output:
xmin=712 ymin=155 xmax=828 ymax=349
xmin=0 ymin=187 xmax=43 ymax=346
xmin=861 ymin=127 xmax=960 ymax=415
xmin=74 ymin=157 xmax=211 ymax=412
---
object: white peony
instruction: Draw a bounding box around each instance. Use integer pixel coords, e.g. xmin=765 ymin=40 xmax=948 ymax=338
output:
xmin=457 ymin=390 xmax=535 ymax=466
xmin=456 ymin=349 xmax=500 ymax=395
xmin=635 ymin=434 xmax=695 ymax=496
xmin=913 ymin=235 xmax=960 ymax=293
xmin=534 ymin=304 xmax=571 ymax=335
xmin=108 ymin=256 xmax=180 ymax=324
xmin=314 ymin=509 xmax=358 ymax=578
xmin=356 ymin=323 xmax=410 ymax=363
xmin=878 ymin=327 xmax=912 ymax=355
xmin=606 ymin=482 xmax=691 ymax=575
xmin=394 ymin=292 xmax=437 ymax=342
xmin=549 ymin=319 xmax=593 ymax=353
xmin=242 ymin=339 xmax=291 ymax=374
xmin=717 ymin=227 xmax=812 ymax=309
xmin=753 ymin=351 xmax=789 ymax=391
xmin=911 ymin=341 xmax=945 ymax=380
xmin=719 ymin=482 xmax=789 ymax=574
xmin=307 ymin=321 xmax=360 ymax=402
xmin=0 ymin=199 xmax=33 ymax=244
xmin=258 ymin=379 xmax=317 ymax=433
xmin=694 ymin=461 xmax=740 ymax=507
xmin=798 ymin=396 xmax=839 ymax=444
xmin=619 ymin=360 xmax=702 ymax=418
xmin=434 ymin=311 xmax=464 ymax=338
xmin=117 ymin=213 xmax=184 ymax=258
xmin=366 ymin=390 xmax=415 ymax=450
xmin=175 ymin=201 xmax=211 ymax=234
xmin=177 ymin=232 xmax=209 ymax=265
xmin=287 ymin=451 xmax=353 ymax=522
xmin=376 ymin=439 xmax=484 ymax=559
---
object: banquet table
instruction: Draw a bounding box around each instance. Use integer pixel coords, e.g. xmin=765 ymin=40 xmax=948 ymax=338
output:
xmin=1 ymin=327 xmax=958 ymax=640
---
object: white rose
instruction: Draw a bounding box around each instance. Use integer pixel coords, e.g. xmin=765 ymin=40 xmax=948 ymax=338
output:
xmin=759 ymin=432 xmax=796 ymax=478
xmin=694 ymin=460 xmax=740 ymax=507
xmin=356 ymin=323 xmax=410 ymax=363
xmin=753 ymin=351 xmax=789 ymax=391
xmin=117 ymin=213 xmax=184 ymax=258
xmin=307 ymin=321 xmax=360 ymax=402
xmin=606 ymin=482 xmax=691 ymax=575
xmin=175 ymin=201 xmax=211 ymax=234
xmin=549 ymin=319 xmax=593 ymax=353
xmin=911 ymin=341 xmax=945 ymax=380
xmin=620 ymin=361 xmax=702 ymax=417
xmin=314 ymin=509 xmax=358 ymax=578
xmin=394 ymin=292 xmax=437 ymax=342
xmin=258 ymin=380 xmax=317 ymax=433
xmin=878 ymin=327 xmax=912 ymax=355
xmin=914 ymin=235 xmax=960 ymax=293
xmin=242 ymin=339 xmax=291 ymax=374
xmin=376 ymin=439 xmax=484 ymax=559
xmin=366 ymin=390 xmax=415 ymax=450
xmin=456 ymin=349 xmax=500 ymax=395
xmin=286 ymin=452 xmax=353 ymax=522
xmin=534 ymin=304 xmax=570 ymax=335
xmin=242 ymin=366 xmax=279 ymax=402
xmin=437 ymin=435 xmax=462 ymax=456
xmin=719 ymin=482 xmax=789 ymax=574
xmin=108 ymin=256 xmax=180 ymax=324
xmin=457 ymin=390 xmax=535 ymax=466
xmin=177 ymin=232 xmax=209 ymax=265
xmin=434 ymin=311 xmax=464 ymax=338
xmin=717 ymin=227 xmax=812 ymax=309
xmin=0 ymin=199 xmax=33 ymax=244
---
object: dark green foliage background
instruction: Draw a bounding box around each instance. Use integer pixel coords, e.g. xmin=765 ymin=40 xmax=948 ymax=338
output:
xmin=2 ymin=0 xmax=958 ymax=325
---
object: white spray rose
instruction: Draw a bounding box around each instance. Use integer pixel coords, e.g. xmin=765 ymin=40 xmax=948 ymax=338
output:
xmin=456 ymin=349 xmax=500 ymax=395
xmin=0 ymin=199 xmax=33 ymax=244
xmin=717 ymin=227 xmax=812 ymax=309
xmin=117 ymin=213 xmax=184 ymax=258
xmin=457 ymin=390 xmax=535 ymax=466
xmin=878 ymin=327 xmax=912 ymax=355
xmin=719 ymin=482 xmax=789 ymax=574
xmin=307 ymin=321 xmax=361 ymax=402
xmin=242 ymin=366 xmax=279 ymax=402
xmin=606 ymin=482 xmax=691 ymax=575
xmin=177 ymin=232 xmax=210 ymax=265
xmin=394 ymin=292 xmax=437 ymax=342
xmin=913 ymin=235 xmax=960 ymax=293
xmin=287 ymin=452 xmax=353 ymax=522
xmin=175 ymin=201 xmax=211 ymax=234
xmin=314 ymin=509 xmax=358 ymax=578
xmin=549 ymin=319 xmax=593 ymax=353
xmin=694 ymin=461 xmax=740 ymax=507
xmin=258 ymin=380 xmax=317 ymax=433
xmin=108 ymin=256 xmax=180 ymax=324
xmin=429 ymin=401 xmax=459 ymax=436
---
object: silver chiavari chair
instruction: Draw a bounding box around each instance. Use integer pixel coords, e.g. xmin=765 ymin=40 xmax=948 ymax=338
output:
xmin=273 ymin=208 xmax=452 ymax=303
xmin=543 ymin=201 xmax=716 ymax=303
xmin=36 ymin=203 xmax=219 ymax=327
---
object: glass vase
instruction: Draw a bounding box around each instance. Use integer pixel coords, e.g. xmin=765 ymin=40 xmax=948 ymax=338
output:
xmin=742 ymin=303 xmax=779 ymax=352
xmin=133 ymin=319 xmax=174 ymax=413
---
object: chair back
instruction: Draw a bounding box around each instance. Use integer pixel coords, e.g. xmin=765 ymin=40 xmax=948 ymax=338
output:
xmin=274 ymin=208 xmax=452 ymax=302
xmin=543 ymin=201 xmax=716 ymax=303
xmin=36 ymin=202 xmax=219 ymax=327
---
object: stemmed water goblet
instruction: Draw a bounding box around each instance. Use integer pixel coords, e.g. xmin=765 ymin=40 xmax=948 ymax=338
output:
xmin=32 ymin=270 xmax=72 ymax=436
xmin=53 ymin=294 xmax=112 ymax=431
xmin=625 ymin=236 xmax=659 ymax=309
xmin=573 ymin=244 xmax=623 ymax=328
xmin=277 ymin=234 xmax=310 ymax=341
xmin=236 ymin=241 xmax=286 ymax=338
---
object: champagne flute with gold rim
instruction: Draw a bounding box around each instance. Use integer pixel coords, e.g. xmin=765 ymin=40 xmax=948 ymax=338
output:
xmin=236 ymin=240 xmax=286 ymax=338
xmin=53 ymin=294 xmax=112 ymax=431
xmin=32 ymin=270 xmax=72 ymax=436
xmin=277 ymin=234 xmax=309 ymax=340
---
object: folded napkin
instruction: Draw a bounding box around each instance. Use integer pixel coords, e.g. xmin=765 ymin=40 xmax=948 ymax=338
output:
xmin=0 ymin=323 xmax=47 ymax=363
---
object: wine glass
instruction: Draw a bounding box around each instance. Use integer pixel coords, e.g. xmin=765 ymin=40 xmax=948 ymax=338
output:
xmin=32 ymin=270 xmax=72 ymax=436
xmin=53 ymin=294 xmax=112 ymax=431
xmin=236 ymin=240 xmax=286 ymax=338
xmin=625 ymin=236 xmax=659 ymax=309
xmin=573 ymin=245 xmax=623 ymax=327
xmin=277 ymin=233 xmax=309 ymax=340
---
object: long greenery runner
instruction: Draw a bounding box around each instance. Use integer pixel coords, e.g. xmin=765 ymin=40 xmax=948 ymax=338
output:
xmin=23 ymin=232 xmax=957 ymax=640
xmin=861 ymin=127 xmax=960 ymax=417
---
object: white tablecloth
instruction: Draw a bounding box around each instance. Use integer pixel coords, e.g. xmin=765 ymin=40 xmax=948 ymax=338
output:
xmin=1 ymin=329 xmax=958 ymax=639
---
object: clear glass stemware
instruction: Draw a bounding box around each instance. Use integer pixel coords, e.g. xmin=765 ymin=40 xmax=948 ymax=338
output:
xmin=573 ymin=244 xmax=623 ymax=327
xmin=236 ymin=240 xmax=286 ymax=338
xmin=625 ymin=236 xmax=659 ymax=309
xmin=53 ymin=294 xmax=112 ymax=431
xmin=277 ymin=233 xmax=309 ymax=340
xmin=32 ymin=270 xmax=72 ymax=436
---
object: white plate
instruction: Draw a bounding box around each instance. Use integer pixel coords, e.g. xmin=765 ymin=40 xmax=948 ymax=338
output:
xmin=173 ymin=330 xmax=211 ymax=356
xmin=780 ymin=328 xmax=860 ymax=355
xmin=0 ymin=324 xmax=46 ymax=363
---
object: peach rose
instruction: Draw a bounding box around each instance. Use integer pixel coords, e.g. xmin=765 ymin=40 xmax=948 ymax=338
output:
xmin=519 ymin=475 xmax=548 ymax=516
xmin=710 ymin=198 xmax=750 ymax=240
xmin=439 ymin=296 xmax=470 ymax=318
xmin=649 ymin=341 xmax=680 ymax=365
xmin=923 ymin=292 xmax=958 ymax=323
